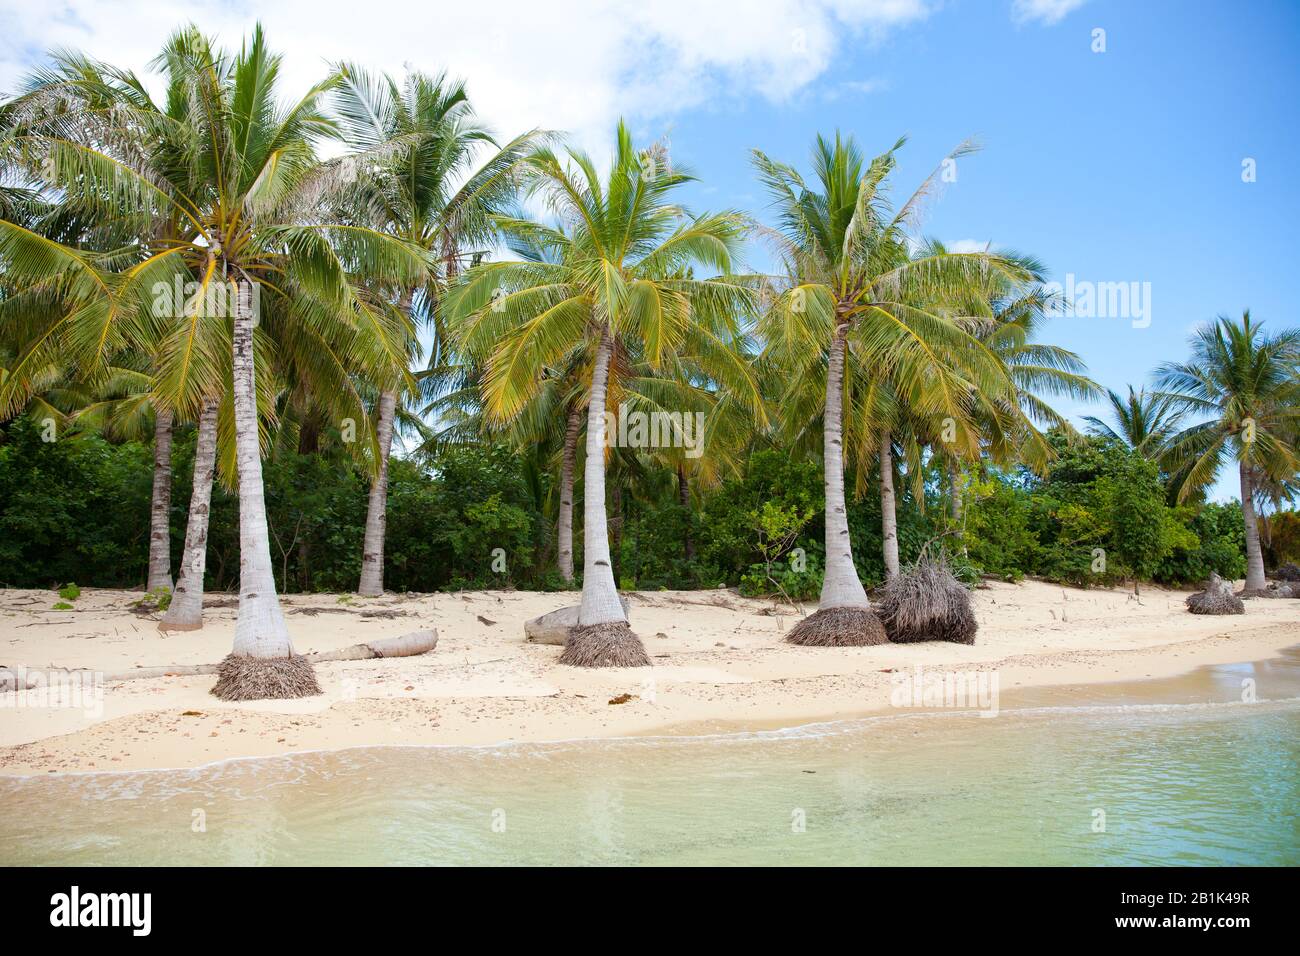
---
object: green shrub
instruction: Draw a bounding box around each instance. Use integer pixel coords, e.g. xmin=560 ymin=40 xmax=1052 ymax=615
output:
xmin=964 ymin=473 xmax=1037 ymax=580
xmin=1155 ymin=502 xmax=1247 ymax=585
xmin=740 ymin=551 xmax=824 ymax=601
xmin=132 ymin=586 xmax=172 ymax=612
xmin=697 ymin=450 xmax=822 ymax=580
xmin=0 ymin=419 xmax=153 ymax=588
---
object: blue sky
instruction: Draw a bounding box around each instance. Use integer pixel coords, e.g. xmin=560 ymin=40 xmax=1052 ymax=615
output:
xmin=3 ymin=0 xmax=1296 ymax=498
xmin=657 ymin=0 xmax=1298 ymax=505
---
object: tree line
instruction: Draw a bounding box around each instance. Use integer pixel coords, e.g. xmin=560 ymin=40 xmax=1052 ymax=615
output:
xmin=1 ymin=25 xmax=1296 ymax=689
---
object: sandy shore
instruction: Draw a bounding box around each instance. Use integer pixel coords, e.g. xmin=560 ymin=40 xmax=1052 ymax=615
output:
xmin=1 ymin=580 xmax=1297 ymax=775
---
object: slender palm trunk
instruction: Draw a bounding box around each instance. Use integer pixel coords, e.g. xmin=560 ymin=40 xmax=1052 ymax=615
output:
xmin=160 ymin=398 xmax=219 ymax=630
xmin=557 ymin=402 xmax=581 ymax=584
xmin=678 ymin=464 xmax=695 ymax=564
xmin=1240 ymin=460 xmax=1267 ymax=591
xmin=230 ymin=279 xmax=294 ymax=659
xmin=880 ymin=431 xmax=900 ymax=581
xmin=949 ymin=462 xmax=962 ymax=523
xmin=146 ymin=406 xmax=175 ymax=592
xmin=819 ymin=323 xmax=871 ymax=609
xmin=610 ymin=483 xmax=624 ymax=583
xmin=577 ymin=329 xmax=626 ymax=626
xmin=358 ymin=389 xmax=397 ymax=596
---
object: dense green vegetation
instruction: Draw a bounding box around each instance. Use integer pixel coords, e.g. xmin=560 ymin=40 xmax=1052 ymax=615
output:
xmin=0 ymin=414 xmax=1261 ymax=595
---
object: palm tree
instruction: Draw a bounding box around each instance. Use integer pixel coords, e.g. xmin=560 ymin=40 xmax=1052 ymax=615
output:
xmin=1084 ymin=386 xmax=1180 ymax=458
xmin=329 ymin=65 xmax=540 ymax=596
xmin=755 ymin=133 xmax=1028 ymax=641
xmin=1157 ymin=311 xmax=1300 ymax=593
xmin=448 ymin=121 xmax=753 ymax=666
xmin=2 ymin=26 xmax=427 ymax=696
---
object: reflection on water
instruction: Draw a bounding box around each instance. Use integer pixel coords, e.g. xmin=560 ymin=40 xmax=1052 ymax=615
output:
xmin=2 ymin=653 xmax=1298 ymax=866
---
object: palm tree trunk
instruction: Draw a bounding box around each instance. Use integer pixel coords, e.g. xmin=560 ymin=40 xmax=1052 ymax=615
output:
xmin=160 ymin=398 xmax=219 ymax=630
xmin=949 ymin=460 xmax=967 ymax=557
xmin=358 ymin=389 xmax=397 ymax=596
xmin=230 ymin=278 xmax=295 ymax=660
xmin=146 ymin=406 xmax=175 ymax=592
xmin=819 ymin=323 xmax=871 ymax=609
xmin=298 ymin=538 xmax=311 ymax=591
xmin=880 ymin=431 xmax=900 ymax=581
xmin=577 ymin=328 xmax=626 ymax=626
xmin=1240 ymin=460 xmax=1267 ymax=591
xmin=678 ymin=464 xmax=695 ymax=564
xmin=610 ymin=483 xmax=624 ymax=583
xmin=557 ymin=402 xmax=581 ymax=583
xmin=949 ymin=462 xmax=962 ymax=523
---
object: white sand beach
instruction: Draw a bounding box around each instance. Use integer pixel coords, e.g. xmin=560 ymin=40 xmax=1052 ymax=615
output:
xmin=1 ymin=580 xmax=1296 ymax=776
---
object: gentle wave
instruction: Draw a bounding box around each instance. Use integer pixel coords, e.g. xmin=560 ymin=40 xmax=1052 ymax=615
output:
xmin=4 ymin=692 xmax=1297 ymax=789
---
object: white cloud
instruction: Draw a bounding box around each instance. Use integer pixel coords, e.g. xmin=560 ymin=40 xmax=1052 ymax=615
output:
xmin=946 ymin=239 xmax=993 ymax=253
xmin=1011 ymin=0 xmax=1087 ymax=26
xmin=0 ymin=1 xmax=933 ymax=157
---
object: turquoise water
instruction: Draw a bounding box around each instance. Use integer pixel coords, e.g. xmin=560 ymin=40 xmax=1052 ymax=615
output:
xmin=2 ymin=660 xmax=1298 ymax=865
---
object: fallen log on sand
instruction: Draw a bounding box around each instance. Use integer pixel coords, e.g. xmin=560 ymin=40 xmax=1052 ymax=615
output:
xmin=524 ymin=599 xmax=630 ymax=645
xmin=0 ymin=629 xmax=438 ymax=691
xmin=307 ymin=629 xmax=438 ymax=661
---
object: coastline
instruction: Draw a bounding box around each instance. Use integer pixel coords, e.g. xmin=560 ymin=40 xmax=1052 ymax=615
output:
xmin=1 ymin=580 xmax=1298 ymax=776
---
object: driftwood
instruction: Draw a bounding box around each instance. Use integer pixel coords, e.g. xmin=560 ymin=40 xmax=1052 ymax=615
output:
xmin=525 ymin=599 xmax=629 ymax=645
xmin=525 ymin=605 xmax=582 ymax=644
xmin=0 ymin=663 xmax=217 ymax=691
xmin=0 ymin=629 xmax=438 ymax=692
xmin=307 ymin=629 xmax=437 ymax=661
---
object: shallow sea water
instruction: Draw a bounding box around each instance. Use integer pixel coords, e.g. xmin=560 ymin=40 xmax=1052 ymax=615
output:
xmin=2 ymin=652 xmax=1297 ymax=865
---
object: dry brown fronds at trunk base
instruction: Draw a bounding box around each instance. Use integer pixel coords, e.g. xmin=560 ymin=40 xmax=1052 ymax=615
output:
xmin=785 ymin=605 xmax=889 ymax=647
xmin=1257 ymin=582 xmax=1298 ymax=599
xmin=211 ymin=653 xmax=322 ymax=700
xmin=1274 ymin=563 xmax=1300 ymax=582
xmin=876 ymin=554 xmax=978 ymax=645
xmin=559 ymin=620 xmax=651 ymax=667
xmin=1186 ymin=573 xmax=1245 ymax=615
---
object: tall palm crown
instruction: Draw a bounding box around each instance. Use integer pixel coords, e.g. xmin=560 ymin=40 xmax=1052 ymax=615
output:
xmin=1157 ymin=311 xmax=1300 ymax=591
xmin=2 ymin=27 xmax=422 ymax=429
xmin=1084 ymin=385 xmax=1181 ymax=458
xmin=328 ymin=66 xmax=541 ymax=594
xmin=330 ymin=65 xmax=541 ymax=333
xmin=755 ymin=132 xmax=1030 ymax=635
xmin=447 ymin=120 xmax=755 ymax=665
xmin=450 ymin=125 xmax=754 ymax=420
xmin=1 ymin=25 xmax=426 ymax=696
